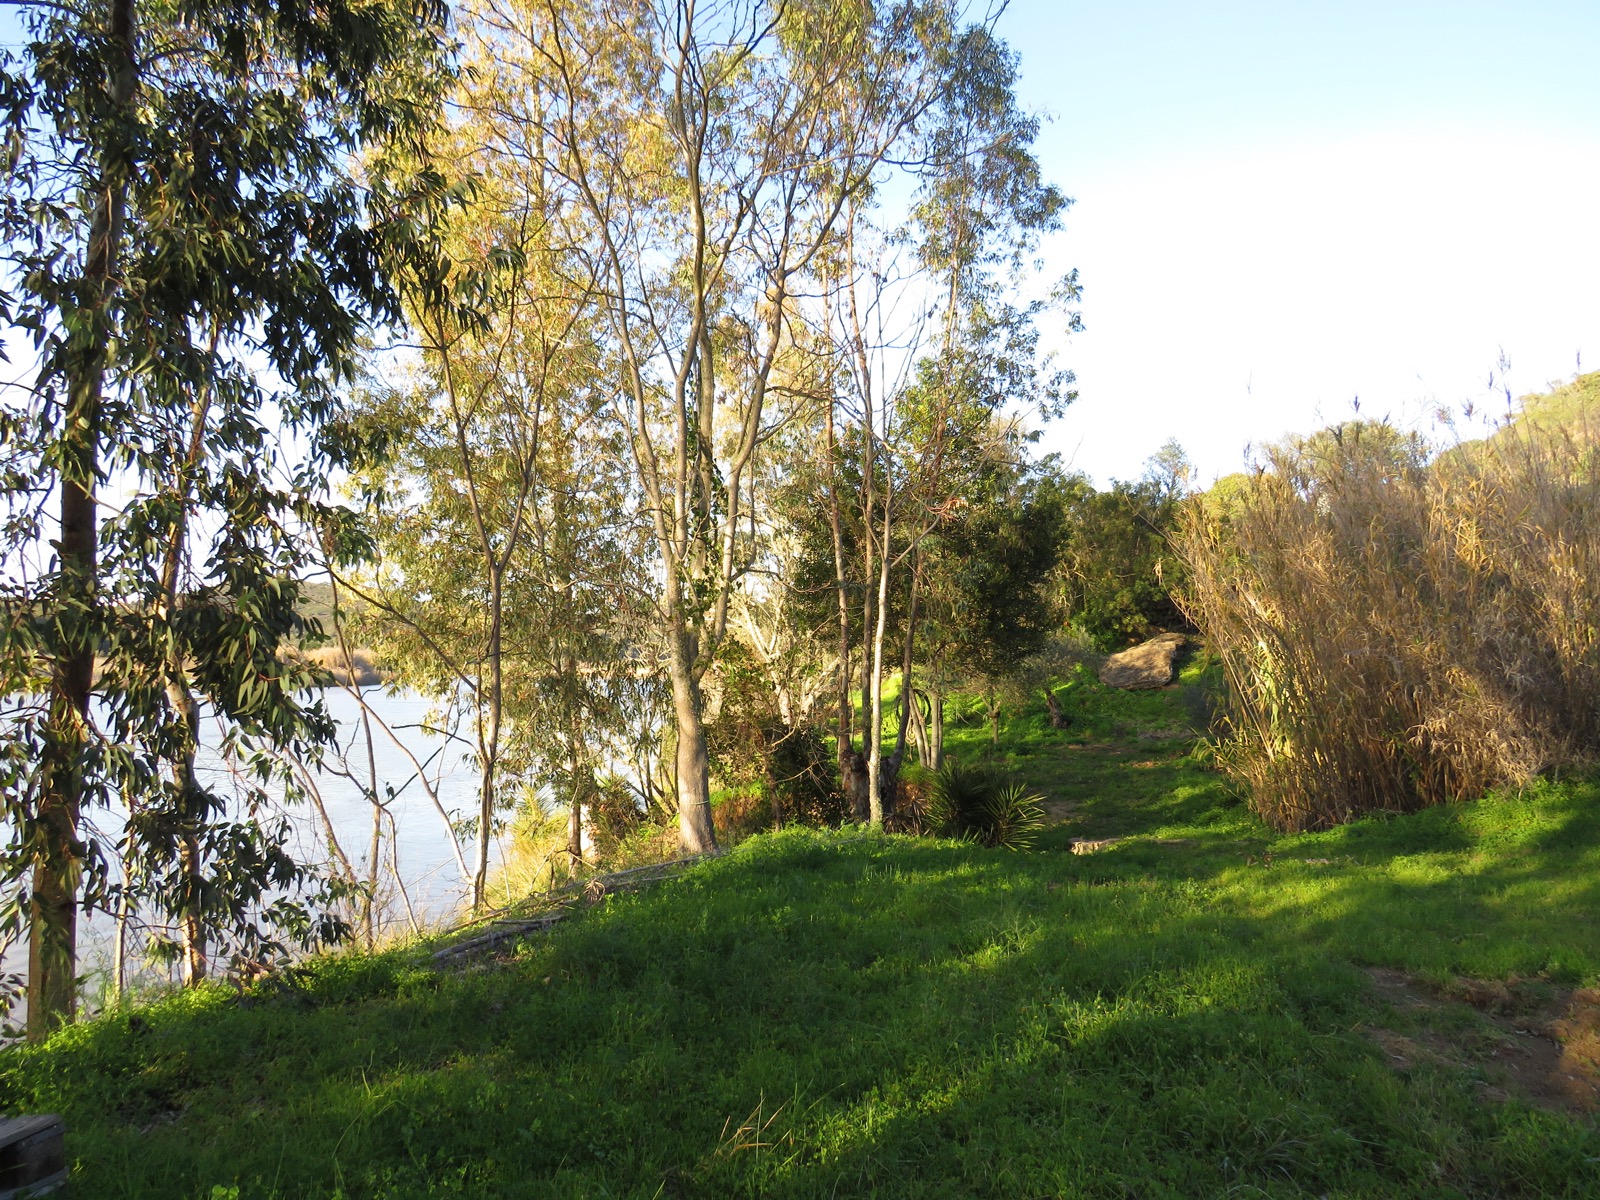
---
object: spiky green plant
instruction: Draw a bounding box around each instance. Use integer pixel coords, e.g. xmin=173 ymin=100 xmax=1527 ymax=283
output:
xmin=925 ymin=761 xmax=1045 ymax=849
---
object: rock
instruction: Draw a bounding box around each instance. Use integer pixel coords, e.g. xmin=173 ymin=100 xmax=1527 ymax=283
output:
xmin=1069 ymin=837 xmax=1122 ymax=855
xmin=1098 ymin=632 xmax=1186 ymax=689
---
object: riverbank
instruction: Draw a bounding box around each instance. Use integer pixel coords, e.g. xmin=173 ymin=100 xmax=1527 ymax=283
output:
xmin=275 ymin=644 xmax=387 ymax=688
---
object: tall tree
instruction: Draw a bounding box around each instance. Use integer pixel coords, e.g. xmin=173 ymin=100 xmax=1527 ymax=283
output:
xmin=346 ymin=277 xmax=647 ymax=911
xmin=341 ymin=10 xmax=658 ymax=912
xmin=0 ymin=0 xmax=451 ymax=1036
xmin=823 ymin=17 xmax=1075 ymax=823
xmin=488 ymin=0 xmax=950 ymax=851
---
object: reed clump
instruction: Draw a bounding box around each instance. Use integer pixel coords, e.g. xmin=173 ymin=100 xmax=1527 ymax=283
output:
xmin=1179 ymin=405 xmax=1600 ymax=830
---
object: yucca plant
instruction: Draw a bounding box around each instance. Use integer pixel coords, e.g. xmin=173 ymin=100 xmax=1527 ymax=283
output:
xmin=984 ymin=782 xmax=1047 ymax=851
xmin=926 ymin=761 xmax=1046 ymax=850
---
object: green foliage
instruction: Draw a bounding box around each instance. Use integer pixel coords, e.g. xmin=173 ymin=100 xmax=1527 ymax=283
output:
xmin=584 ymin=776 xmax=652 ymax=865
xmin=1055 ymin=475 xmax=1189 ymax=649
xmin=923 ymin=760 xmax=1045 ymax=849
xmin=767 ymin=724 xmax=850 ymax=829
xmin=1047 ymin=444 xmax=1197 ymax=652
xmin=703 ymin=641 xmax=846 ymax=829
xmin=923 ymin=456 xmax=1069 ymax=682
xmin=0 ymin=0 xmax=454 ymax=988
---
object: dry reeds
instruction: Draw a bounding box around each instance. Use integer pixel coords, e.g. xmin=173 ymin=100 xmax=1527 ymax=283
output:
xmin=276 ymin=644 xmax=386 ymax=687
xmin=1179 ymin=410 xmax=1600 ymax=830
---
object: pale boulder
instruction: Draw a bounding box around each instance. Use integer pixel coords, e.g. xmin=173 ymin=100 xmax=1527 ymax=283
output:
xmin=1098 ymin=632 xmax=1186 ymax=690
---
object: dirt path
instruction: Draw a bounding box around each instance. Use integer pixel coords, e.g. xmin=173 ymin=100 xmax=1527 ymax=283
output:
xmin=1364 ymin=967 xmax=1600 ymax=1116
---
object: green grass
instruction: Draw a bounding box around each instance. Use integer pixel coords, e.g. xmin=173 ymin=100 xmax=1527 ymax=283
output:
xmin=6 ymin=673 xmax=1600 ymax=1198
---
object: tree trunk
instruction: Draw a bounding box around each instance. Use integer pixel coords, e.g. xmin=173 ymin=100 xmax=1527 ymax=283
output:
xmin=111 ymin=880 xmax=129 ymax=1003
xmin=567 ymin=790 xmax=583 ymax=865
xmin=166 ymin=679 xmax=206 ymax=986
xmin=1044 ymin=687 xmax=1064 ymax=729
xmin=31 ymin=0 xmax=137 ymax=1041
xmin=866 ymin=506 xmax=893 ymax=826
xmin=908 ymin=687 xmax=930 ymax=766
xmin=930 ymin=682 xmax=945 ymax=771
xmin=471 ymin=570 xmax=505 ymax=912
xmin=29 ymin=706 xmax=81 ymax=1039
xmin=472 ymin=753 xmax=496 ymax=911
xmin=567 ymin=737 xmax=585 ymax=866
xmin=160 ymin=323 xmax=225 ymax=985
xmin=763 ymin=727 xmax=784 ymax=830
xmin=842 ymin=750 xmax=869 ymax=823
xmin=825 ymin=412 xmax=868 ymax=822
xmin=335 ymin=609 xmax=383 ymax=948
xmin=879 ymin=553 xmax=920 ymax=818
xmin=177 ymin=828 xmax=206 ymax=986
xmin=670 ymin=630 xmax=717 ymax=854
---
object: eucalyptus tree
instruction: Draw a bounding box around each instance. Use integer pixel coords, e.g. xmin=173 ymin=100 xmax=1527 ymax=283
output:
xmin=0 ymin=0 xmax=451 ymax=1036
xmin=340 ymin=11 xmax=661 ymax=912
xmin=821 ymin=19 xmax=1075 ymax=824
xmin=479 ymin=0 xmax=952 ymax=852
xmin=347 ymin=300 xmax=649 ymax=911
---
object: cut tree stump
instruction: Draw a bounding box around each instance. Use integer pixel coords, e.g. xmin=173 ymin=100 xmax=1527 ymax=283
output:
xmin=0 ymin=1115 xmax=66 ymax=1198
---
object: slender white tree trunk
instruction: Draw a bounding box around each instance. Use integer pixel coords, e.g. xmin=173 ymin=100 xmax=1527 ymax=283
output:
xmin=669 ymin=629 xmax=717 ymax=853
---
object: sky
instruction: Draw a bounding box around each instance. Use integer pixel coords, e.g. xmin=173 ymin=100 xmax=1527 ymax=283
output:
xmin=1 ymin=3 xmax=1594 ymax=494
xmin=992 ymin=0 xmax=1600 ymax=485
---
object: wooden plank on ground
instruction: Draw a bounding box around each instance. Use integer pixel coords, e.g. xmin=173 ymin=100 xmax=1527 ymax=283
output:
xmin=0 ymin=1115 xmax=66 ymax=1198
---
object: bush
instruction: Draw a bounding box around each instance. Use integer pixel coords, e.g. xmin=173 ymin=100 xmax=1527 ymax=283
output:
xmin=586 ymin=776 xmax=649 ymax=863
xmin=922 ymin=760 xmax=1045 ymax=850
xmin=1056 ymin=475 xmax=1190 ymax=650
xmin=1179 ymin=409 xmax=1600 ymax=830
xmin=767 ymin=723 xmax=849 ymax=828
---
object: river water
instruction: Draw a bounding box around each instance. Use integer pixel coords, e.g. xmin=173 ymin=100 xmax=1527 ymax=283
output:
xmin=6 ymin=687 xmax=500 ymax=1011
xmin=259 ymin=686 xmax=488 ymax=923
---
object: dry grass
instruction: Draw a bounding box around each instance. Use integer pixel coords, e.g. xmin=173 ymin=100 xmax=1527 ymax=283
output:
xmin=1180 ymin=410 xmax=1600 ymax=829
xmin=275 ymin=644 xmax=386 ymax=686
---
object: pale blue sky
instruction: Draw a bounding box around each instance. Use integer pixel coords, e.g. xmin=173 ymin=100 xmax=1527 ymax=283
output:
xmin=994 ymin=1 xmax=1600 ymax=483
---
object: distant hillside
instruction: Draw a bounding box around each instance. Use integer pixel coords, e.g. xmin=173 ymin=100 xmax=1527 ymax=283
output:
xmin=293 ymin=579 xmax=373 ymax=643
xmin=1427 ymin=369 xmax=1600 ymax=470
xmin=1491 ymin=369 xmax=1600 ymax=445
xmin=296 ymin=580 xmax=338 ymax=634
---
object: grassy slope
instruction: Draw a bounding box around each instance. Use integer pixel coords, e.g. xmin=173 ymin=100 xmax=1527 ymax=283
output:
xmin=5 ymin=669 xmax=1600 ymax=1199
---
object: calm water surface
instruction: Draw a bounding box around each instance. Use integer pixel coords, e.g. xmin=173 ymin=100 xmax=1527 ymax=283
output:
xmin=7 ymin=688 xmax=498 ymax=1007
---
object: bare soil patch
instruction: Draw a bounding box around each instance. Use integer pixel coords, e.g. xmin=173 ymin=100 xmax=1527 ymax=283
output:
xmin=1364 ymin=967 xmax=1600 ymax=1115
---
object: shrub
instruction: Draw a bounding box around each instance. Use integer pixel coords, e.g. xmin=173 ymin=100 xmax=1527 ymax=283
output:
xmin=586 ymin=776 xmax=649 ymax=863
xmin=923 ymin=760 xmax=1045 ymax=850
xmin=767 ymin=723 xmax=849 ymax=828
xmin=1056 ymin=475 xmax=1190 ymax=650
xmin=1179 ymin=407 xmax=1600 ymax=830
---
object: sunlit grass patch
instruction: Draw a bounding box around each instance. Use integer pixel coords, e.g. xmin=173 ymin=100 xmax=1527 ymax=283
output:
xmin=4 ymin=682 xmax=1600 ymax=1197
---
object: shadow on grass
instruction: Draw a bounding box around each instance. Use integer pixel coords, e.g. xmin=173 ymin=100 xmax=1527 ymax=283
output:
xmin=6 ymin=804 xmax=1600 ymax=1200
